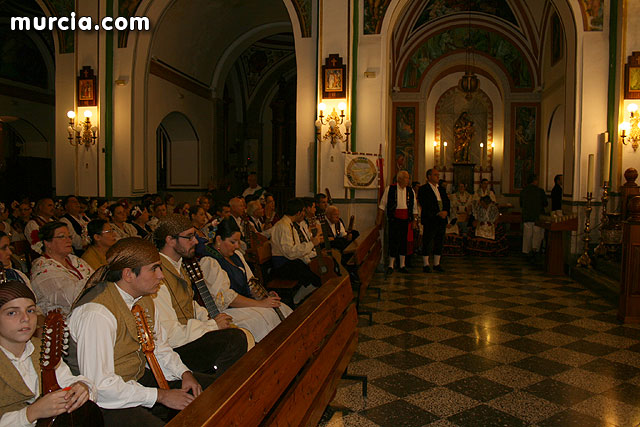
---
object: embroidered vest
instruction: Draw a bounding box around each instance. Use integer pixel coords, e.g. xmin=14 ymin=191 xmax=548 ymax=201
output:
xmin=0 ymin=339 xmax=42 ymax=418
xmin=66 ymin=282 xmax=154 ymax=382
xmin=158 ymin=257 xmax=195 ymax=325
xmin=386 ymin=185 xmax=414 ymax=219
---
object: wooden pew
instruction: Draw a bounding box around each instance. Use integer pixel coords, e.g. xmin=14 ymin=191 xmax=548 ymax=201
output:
xmin=342 ymin=225 xmax=382 ymax=325
xmin=246 ymin=241 xmax=299 ymax=299
xmin=167 ymin=274 xmax=359 ymax=427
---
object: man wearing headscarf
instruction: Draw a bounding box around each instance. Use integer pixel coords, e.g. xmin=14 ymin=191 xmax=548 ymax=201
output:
xmin=152 ymin=214 xmax=249 ymax=375
xmin=66 ymin=238 xmax=214 ymax=426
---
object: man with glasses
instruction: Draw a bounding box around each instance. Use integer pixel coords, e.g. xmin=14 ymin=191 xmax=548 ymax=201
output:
xmin=152 ymin=214 xmax=249 ymax=376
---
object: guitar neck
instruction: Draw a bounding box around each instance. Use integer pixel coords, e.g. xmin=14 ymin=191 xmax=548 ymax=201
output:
xmin=144 ymin=350 xmax=170 ymax=390
xmin=41 ymin=370 xmax=61 ymax=395
xmin=250 ymin=278 xmax=285 ymax=322
xmin=194 ymin=279 xmax=220 ymax=318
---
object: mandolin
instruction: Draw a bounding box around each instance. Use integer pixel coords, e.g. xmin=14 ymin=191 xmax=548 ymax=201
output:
xmin=37 ymin=310 xmax=103 ymax=427
xmin=307 ymin=212 xmax=341 ymax=283
xmin=183 ymin=259 xmax=220 ymax=319
xmin=131 ymin=304 xmax=169 ymax=390
xmin=247 ymin=277 xmax=285 ymax=321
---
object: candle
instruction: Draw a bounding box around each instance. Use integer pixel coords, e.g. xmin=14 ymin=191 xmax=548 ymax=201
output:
xmin=587 ymin=154 xmax=595 ymax=194
xmin=480 ymin=142 xmax=484 ymax=168
xmin=443 ymin=141 xmax=448 ymax=167
xmin=603 ymin=143 xmax=611 ymax=184
xmin=433 ymin=141 xmax=438 ymax=166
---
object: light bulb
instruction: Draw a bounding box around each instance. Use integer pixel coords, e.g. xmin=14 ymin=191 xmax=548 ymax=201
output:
xmin=315 ymin=119 xmax=322 ymax=129
xmin=620 ymin=122 xmax=631 ymax=133
xmin=318 ymin=103 xmax=326 ymax=113
xmin=433 ymin=141 xmax=437 ymax=147
xmin=491 ymin=142 xmax=495 ymax=148
xmin=328 ymin=119 xmax=336 ymax=128
xmin=444 ymin=141 xmax=448 ymax=147
xmin=338 ymin=102 xmax=347 ymax=111
xmin=345 ymin=120 xmax=352 ymax=130
xmin=67 ymin=111 xmax=75 ymax=119
xmin=84 ymin=110 xmax=92 ymax=118
xmin=480 ymin=143 xmax=484 ymax=148
xmin=628 ymin=103 xmax=638 ymax=113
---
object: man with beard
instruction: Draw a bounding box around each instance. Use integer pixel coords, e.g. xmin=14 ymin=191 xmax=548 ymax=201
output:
xmin=153 ymin=214 xmax=250 ymax=375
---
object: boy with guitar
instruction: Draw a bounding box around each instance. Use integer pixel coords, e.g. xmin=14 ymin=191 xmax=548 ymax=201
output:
xmin=0 ymin=280 xmax=94 ymax=426
xmin=66 ymin=238 xmax=213 ymax=425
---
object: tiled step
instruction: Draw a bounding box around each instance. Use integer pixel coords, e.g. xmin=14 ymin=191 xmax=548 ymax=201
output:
xmin=569 ymin=264 xmax=620 ymax=304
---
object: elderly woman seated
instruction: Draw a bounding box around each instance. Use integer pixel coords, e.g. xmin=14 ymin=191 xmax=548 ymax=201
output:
xmin=30 ymin=221 xmax=94 ymax=314
xmin=466 ymin=196 xmax=508 ymax=256
xmin=199 ymin=218 xmax=292 ymax=342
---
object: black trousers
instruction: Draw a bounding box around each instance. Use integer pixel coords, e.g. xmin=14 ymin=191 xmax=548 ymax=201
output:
xmin=174 ymin=329 xmax=248 ymax=377
xmin=388 ymin=217 xmax=409 ymax=258
xmin=100 ymin=369 xmax=215 ymax=426
xmin=422 ymin=220 xmax=446 ymax=257
xmin=271 ymin=259 xmax=321 ymax=307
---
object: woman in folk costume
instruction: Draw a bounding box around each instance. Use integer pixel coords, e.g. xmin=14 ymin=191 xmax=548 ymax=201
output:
xmin=199 ymin=218 xmax=292 ymax=342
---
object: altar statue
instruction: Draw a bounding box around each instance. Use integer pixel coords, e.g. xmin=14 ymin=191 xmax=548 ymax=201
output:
xmin=453 ymin=112 xmax=474 ymax=163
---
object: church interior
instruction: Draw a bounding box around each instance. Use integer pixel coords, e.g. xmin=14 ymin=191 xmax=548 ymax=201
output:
xmin=2 ymin=0 xmax=640 ymax=425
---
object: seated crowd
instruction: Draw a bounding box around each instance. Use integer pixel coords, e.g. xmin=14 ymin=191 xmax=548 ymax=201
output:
xmin=0 ymin=176 xmax=357 ymax=426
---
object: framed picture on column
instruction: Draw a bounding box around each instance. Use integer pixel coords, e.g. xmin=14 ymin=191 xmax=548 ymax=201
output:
xmin=322 ymin=54 xmax=346 ymax=99
xmin=77 ymin=66 xmax=97 ymax=106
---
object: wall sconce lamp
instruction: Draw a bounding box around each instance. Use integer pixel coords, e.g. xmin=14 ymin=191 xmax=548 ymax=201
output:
xmin=620 ymin=103 xmax=639 ymax=152
xmin=67 ymin=110 xmax=97 ymax=147
xmin=315 ymin=102 xmax=350 ymax=146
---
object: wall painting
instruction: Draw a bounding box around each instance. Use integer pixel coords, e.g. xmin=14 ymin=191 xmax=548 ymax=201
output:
xmin=364 ymin=0 xmax=392 ymax=35
xmin=392 ymin=103 xmax=418 ymax=180
xmin=511 ymin=104 xmax=540 ymax=193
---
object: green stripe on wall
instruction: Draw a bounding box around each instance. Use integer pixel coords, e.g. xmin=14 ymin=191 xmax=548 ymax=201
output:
xmin=105 ymin=0 xmax=114 ymax=197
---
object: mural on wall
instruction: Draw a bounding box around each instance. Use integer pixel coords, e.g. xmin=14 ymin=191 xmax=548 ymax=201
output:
xmin=401 ymin=27 xmax=533 ymax=90
xmin=578 ymin=0 xmax=603 ymax=31
xmin=42 ymin=0 xmax=75 ymax=53
xmin=238 ymin=44 xmax=295 ymax=103
xmin=0 ymin=28 xmax=49 ymax=89
xmin=364 ymin=0 xmax=392 ymax=35
xmin=412 ymin=0 xmax=518 ymax=32
xmin=118 ymin=0 xmax=144 ymax=47
xmin=511 ymin=104 xmax=539 ymax=192
xmin=291 ymin=0 xmax=312 ymax=37
xmin=392 ymin=104 xmax=418 ymax=180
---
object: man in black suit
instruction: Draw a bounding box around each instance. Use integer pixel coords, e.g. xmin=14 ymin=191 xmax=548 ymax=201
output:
xmin=418 ymin=168 xmax=450 ymax=273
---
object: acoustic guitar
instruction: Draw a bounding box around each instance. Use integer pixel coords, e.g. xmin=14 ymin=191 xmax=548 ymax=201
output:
xmin=307 ymin=212 xmax=342 ymax=283
xmin=131 ymin=304 xmax=169 ymax=390
xmin=183 ymin=259 xmax=220 ymax=319
xmin=37 ymin=310 xmax=103 ymax=427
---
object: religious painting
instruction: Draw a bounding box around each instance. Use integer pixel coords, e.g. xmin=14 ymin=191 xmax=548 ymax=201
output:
xmin=511 ymin=104 xmax=540 ymax=192
xmin=624 ymin=52 xmax=640 ymax=99
xmin=578 ymin=0 xmax=603 ymax=31
xmin=322 ymin=54 xmax=346 ymax=99
xmin=77 ymin=66 xmax=97 ymax=106
xmin=364 ymin=0 xmax=392 ymax=35
xmin=392 ymin=103 xmax=418 ymax=180
xmin=551 ymin=12 xmax=564 ymax=66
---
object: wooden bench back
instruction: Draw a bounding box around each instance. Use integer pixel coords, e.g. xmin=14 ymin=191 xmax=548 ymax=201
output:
xmin=167 ymin=274 xmax=357 ymax=427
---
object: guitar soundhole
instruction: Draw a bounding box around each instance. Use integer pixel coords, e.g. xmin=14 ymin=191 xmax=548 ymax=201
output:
xmin=320 ymin=266 xmax=328 ymax=274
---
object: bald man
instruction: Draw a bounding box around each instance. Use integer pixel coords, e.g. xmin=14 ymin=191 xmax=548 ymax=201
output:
xmin=376 ymin=171 xmax=418 ymax=274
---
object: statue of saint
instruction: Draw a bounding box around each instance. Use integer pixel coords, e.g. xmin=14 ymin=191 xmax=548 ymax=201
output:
xmin=453 ymin=112 xmax=474 ymax=163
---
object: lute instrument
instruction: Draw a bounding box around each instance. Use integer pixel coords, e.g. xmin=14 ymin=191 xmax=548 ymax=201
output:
xmin=247 ymin=277 xmax=285 ymax=321
xmin=131 ymin=304 xmax=169 ymax=390
xmin=37 ymin=310 xmax=103 ymax=427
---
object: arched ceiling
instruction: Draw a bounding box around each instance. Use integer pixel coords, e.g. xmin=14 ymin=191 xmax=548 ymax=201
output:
xmin=151 ymin=0 xmax=291 ymax=86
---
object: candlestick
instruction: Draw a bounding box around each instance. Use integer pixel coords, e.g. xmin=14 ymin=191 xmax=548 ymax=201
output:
xmin=587 ymin=154 xmax=595 ymax=194
xmin=594 ymin=181 xmax=609 ymax=257
xmin=603 ymin=143 xmax=611 ymax=183
xmin=433 ymin=141 xmax=438 ymax=168
xmin=480 ymin=142 xmax=484 ymax=169
xmin=443 ymin=141 xmax=448 ymax=169
xmin=577 ymin=192 xmax=593 ymax=267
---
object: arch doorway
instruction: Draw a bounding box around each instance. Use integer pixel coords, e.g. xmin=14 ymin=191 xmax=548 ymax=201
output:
xmin=156 ymin=112 xmax=200 ymax=193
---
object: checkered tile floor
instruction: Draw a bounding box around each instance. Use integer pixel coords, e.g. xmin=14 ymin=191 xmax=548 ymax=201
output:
xmin=320 ymin=256 xmax=640 ymax=427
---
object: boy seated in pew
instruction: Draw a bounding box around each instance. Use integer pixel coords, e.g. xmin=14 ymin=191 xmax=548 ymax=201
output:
xmin=0 ymin=280 xmax=95 ymax=426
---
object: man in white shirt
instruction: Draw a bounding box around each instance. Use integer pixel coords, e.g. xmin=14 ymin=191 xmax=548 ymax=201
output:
xmin=241 ymin=173 xmax=264 ymax=199
xmin=270 ymin=198 xmax=323 ymax=305
xmin=67 ymin=237 xmax=214 ymax=425
xmin=376 ymin=171 xmax=418 ymax=274
xmin=417 ymin=168 xmax=450 ymax=273
xmin=60 ymin=196 xmax=91 ymax=254
xmin=24 ymin=198 xmax=55 ymax=247
xmin=153 ymin=215 xmax=249 ymax=376
xmin=325 ymin=205 xmax=358 ymax=252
